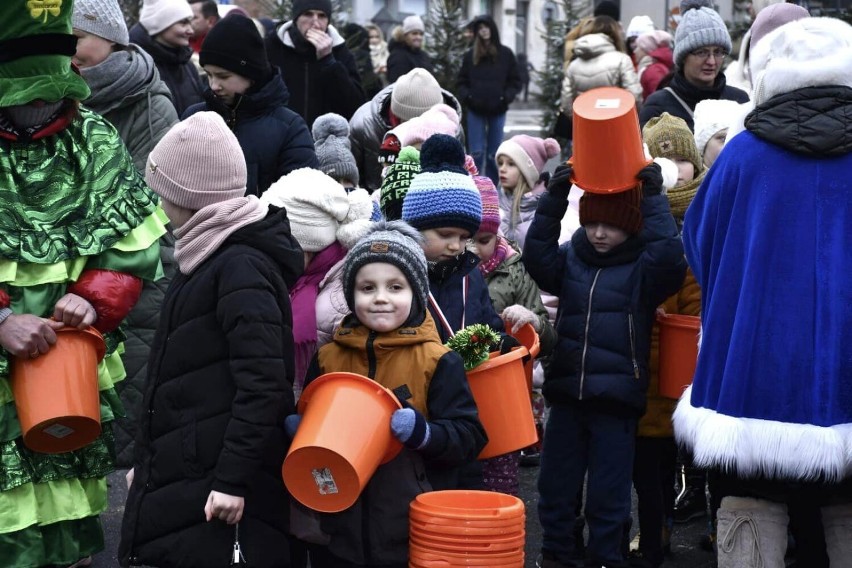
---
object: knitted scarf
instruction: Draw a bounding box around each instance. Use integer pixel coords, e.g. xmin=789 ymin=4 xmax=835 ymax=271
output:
xmin=81 ymin=46 xmax=154 ymax=114
xmin=290 ymin=241 xmax=347 ymax=396
xmin=173 ymin=196 xmax=268 ymax=275
xmin=667 ymin=169 xmax=705 ymax=221
xmin=478 ymin=235 xmax=511 ymax=277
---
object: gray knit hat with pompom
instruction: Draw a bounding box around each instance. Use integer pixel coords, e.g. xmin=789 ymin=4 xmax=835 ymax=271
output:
xmin=673 ymin=6 xmax=732 ymax=68
xmin=313 ymin=113 xmax=360 ymax=186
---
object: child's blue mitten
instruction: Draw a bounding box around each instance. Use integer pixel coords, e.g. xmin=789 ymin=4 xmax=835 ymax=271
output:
xmin=391 ymin=406 xmax=431 ymax=450
xmin=284 ymin=414 xmax=302 ymax=439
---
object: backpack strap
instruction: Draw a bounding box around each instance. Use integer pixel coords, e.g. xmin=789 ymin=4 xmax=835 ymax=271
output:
xmin=664 ymin=87 xmax=695 ymax=118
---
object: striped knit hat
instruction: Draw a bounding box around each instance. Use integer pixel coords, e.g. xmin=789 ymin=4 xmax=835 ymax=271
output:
xmin=474 ymin=176 xmax=500 ymax=235
xmin=402 ymin=134 xmax=482 ymax=236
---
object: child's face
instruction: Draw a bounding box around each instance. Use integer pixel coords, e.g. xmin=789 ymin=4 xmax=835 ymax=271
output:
xmin=584 ymin=222 xmax=629 ymax=253
xmin=205 ymin=65 xmax=253 ymax=106
xmin=421 ymin=228 xmax=470 ymax=262
xmin=672 ymin=156 xmax=696 ymax=187
xmin=353 ymin=262 xmax=413 ymax=332
xmin=470 ymin=232 xmax=497 ymax=260
xmin=497 ymin=155 xmax=521 ymax=191
xmin=703 ymin=129 xmax=727 ymax=168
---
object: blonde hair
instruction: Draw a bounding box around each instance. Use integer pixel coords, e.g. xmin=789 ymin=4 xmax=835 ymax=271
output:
xmin=364 ymin=23 xmax=385 ymax=43
xmin=503 ymin=176 xmax=532 ymax=231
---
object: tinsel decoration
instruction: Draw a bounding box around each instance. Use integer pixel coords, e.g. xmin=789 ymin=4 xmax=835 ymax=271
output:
xmin=445 ymin=324 xmax=500 ymax=370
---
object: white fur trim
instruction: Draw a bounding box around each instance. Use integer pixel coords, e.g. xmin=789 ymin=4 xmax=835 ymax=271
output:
xmin=674 ymin=385 xmax=852 ymax=482
xmin=751 ymin=18 xmax=852 ymax=106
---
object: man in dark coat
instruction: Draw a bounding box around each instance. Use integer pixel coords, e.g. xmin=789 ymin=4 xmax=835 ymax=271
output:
xmin=387 ymin=15 xmax=434 ymax=83
xmin=639 ymin=6 xmax=749 ymax=130
xmin=264 ymin=0 xmax=366 ymax=127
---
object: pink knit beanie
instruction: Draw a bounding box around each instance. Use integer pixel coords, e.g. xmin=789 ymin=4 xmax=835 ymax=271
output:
xmin=390 ymin=104 xmax=460 ymax=148
xmin=474 ymin=176 xmax=500 ymax=234
xmin=636 ymin=30 xmax=673 ymax=54
xmin=146 ymin=112 xmax=247 ymax=209
xmin=495 ymin=135 xmax=561 ymax=189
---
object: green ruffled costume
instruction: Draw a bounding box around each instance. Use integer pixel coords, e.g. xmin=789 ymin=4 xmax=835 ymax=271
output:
xmin=0 ymin=108 xmax=167 ymax=567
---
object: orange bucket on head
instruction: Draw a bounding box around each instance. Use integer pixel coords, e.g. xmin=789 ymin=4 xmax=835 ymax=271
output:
xmin=282 ymin=372 xmax=402 ymax=513
xmin=11 ymin=326 xmax=105 ymax=454
xmin=507 ymin=322 xmax=540 ymax=393
xmin=570 ymin=87 xmax=650 ymax=194
xmin=656 ymin=313 xmax=700 ymax=399
xmin=466 ymin=348 xmax=538 ymax=459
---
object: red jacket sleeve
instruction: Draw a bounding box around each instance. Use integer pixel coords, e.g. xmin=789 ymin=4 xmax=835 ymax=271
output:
xmin=67 ymin=269 xmax=143 ymax=333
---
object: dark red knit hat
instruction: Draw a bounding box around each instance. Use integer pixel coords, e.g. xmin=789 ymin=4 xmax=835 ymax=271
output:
xmin=579 ymin=188 xmax=643 ymax=235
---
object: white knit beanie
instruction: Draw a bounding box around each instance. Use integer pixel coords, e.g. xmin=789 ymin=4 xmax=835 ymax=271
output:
xmin=626 ymin=15 xmax=655 ymax=39
xmin=139 ymin=0 xmax=193 ymax=36
xmin=260 ymin=168 xmax=375 ymax=251
xmin=72 ymin=0 xmax=130 ymax=46
xmin=390 ymin=68 xmax=444 ymax=122
xmin=692 ymin=99 xmax=741 ymax=156
xmin=402 ymin=15 xmax=425 ymax=35
xmin=146 ymin=112 xmax=247 ymax=210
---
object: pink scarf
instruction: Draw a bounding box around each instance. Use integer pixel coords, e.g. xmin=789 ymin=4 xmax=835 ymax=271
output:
xmin=478 ymin=235 xmax=512 ymax=277
xmin=290 ymin=242 xmax=347 ymax=395
xmin=173 ymin=196 xmax=268 ymax=275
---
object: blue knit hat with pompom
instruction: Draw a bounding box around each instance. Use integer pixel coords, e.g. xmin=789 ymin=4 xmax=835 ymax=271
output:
xmin=401 ymin=134 xmax=482 ymax=236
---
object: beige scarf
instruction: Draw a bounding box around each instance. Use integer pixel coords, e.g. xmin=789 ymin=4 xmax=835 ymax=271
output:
xmin=174 ymin=196 xmax=268 ymax=275
xmin=667 ymin=169 xmax=706 ymax=220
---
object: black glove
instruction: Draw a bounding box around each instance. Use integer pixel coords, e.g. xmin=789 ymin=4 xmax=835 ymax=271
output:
xmin=637 ymin=162 xmax=664 ymax=196
xmin=547 ymin=163 xmax=573 ymax=200
xmin=496 ymin=334 xmax=521 ymax=355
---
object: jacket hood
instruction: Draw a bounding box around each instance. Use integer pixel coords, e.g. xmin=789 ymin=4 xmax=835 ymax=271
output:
xmin=744 ymin=85 xmax=852 ymax=157
xmin=202 ymin=70 xmax=291 ymax=119
xmin=648 ymin=45 xmax=673 ymax=66
xmin=468 ymin=15 xmax=500 ymax=46
xmin=574 ymin=33 xmax=616 ymax=59
xmin=225 ymin=206 xmax=304 ymax=288
xmin=335 ymin=310 xmax=442 ymax=349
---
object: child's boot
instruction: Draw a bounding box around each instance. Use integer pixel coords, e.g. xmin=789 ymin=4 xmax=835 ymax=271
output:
xmin=717 ymin=496 xmax=788 ymax=568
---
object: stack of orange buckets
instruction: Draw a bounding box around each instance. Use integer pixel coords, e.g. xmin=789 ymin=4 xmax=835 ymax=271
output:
xmin=409 ymin=490 xmax=525 ymax=567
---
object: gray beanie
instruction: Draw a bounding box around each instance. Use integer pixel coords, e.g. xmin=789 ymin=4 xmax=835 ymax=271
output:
xmin=390 ymin=69 xmax=444 ymax=122
xmin=313 ymin=113 xmax=360 ymax=186
xmin=343 ymin=220 xmax=428 ymax=322
xmin=673 ymin=7 xmax=732 ymax=68
xmin=72 ymin=0 xmax=130 ymax=46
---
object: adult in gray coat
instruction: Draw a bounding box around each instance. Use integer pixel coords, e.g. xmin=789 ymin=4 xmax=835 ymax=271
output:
xmin=72 ymin=0 xmax=180 ymax=467
xmin=349 ymin=68 xmax=463 ymax=191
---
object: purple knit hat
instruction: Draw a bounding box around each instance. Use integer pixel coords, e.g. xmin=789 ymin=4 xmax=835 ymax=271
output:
xmin=474 ymin=176 xmax=500 ymax=234
xmin=495 ymin=135 xmax=561 ymax=188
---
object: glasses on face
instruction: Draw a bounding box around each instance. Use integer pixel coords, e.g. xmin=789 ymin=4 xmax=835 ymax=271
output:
xmin=690 ymin=47 xmax=728 ymax=60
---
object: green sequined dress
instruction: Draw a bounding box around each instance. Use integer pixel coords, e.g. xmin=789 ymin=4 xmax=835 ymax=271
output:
xmin=0 ymin=108 xmax=167 ymax=567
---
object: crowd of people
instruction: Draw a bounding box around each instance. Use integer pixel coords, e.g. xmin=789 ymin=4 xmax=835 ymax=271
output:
xmin=0 ymin=0 xmax=849 ymax=567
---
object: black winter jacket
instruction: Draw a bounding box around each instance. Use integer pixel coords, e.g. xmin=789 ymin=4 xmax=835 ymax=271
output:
xmin=183 ymin=72 xmax=319 ymax=196
xmin=120 ymin=208 xmax=304 ymax=568
xmin=129 ymin=24 xmax=204 ymax=116
xmin=349 ymin=84 xmax=464 ymax=191
xmin=639 ymin=71 xmax=749 ymax=130
xmin=386 ymin=39 xmax=434 ymax=83
xmin=457 ymin=16 xmax=521 ymax=116
xmin=523 ymin=191 xmax=686 ymax=416
xmin=265 ymin=21 xmax=366 ymax=128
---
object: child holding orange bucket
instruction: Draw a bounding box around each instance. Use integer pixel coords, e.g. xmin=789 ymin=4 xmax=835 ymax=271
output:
xmin=629 ymin=112 xmax=705 ymax=567
xmin=469 ymin=175 xmax=556 ymax=496
xmin=524 ymin=161 xmax=686 ymax=568
xmin=298 ymin=220 xmax=487 ymax=567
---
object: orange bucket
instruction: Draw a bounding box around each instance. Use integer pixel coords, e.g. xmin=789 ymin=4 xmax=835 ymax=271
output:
xmin=508 ymin=322 xmax=540 ymax=393
xmin=412 ymin=490 xmax=525 ymax=519
xmin=466 ymin=348 xmax=538 ymax=459
xmin=282 ymin=372 xmax=402 ymax=512
xmin=570 ymin=87 xmax=650 ymax=194
xmin=656 ymin=313 xmax=700 ymax=399
xmin=409 ymin=542 xmax=524 ymax=566
xmin=11 ymin=327 xmax=105 ymax=454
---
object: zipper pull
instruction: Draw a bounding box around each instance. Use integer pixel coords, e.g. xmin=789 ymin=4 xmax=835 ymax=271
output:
xmin=230 ymin=523 xmax=246 ymax=565
xmin=633 ymin=363 xmax=640 ymax=380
